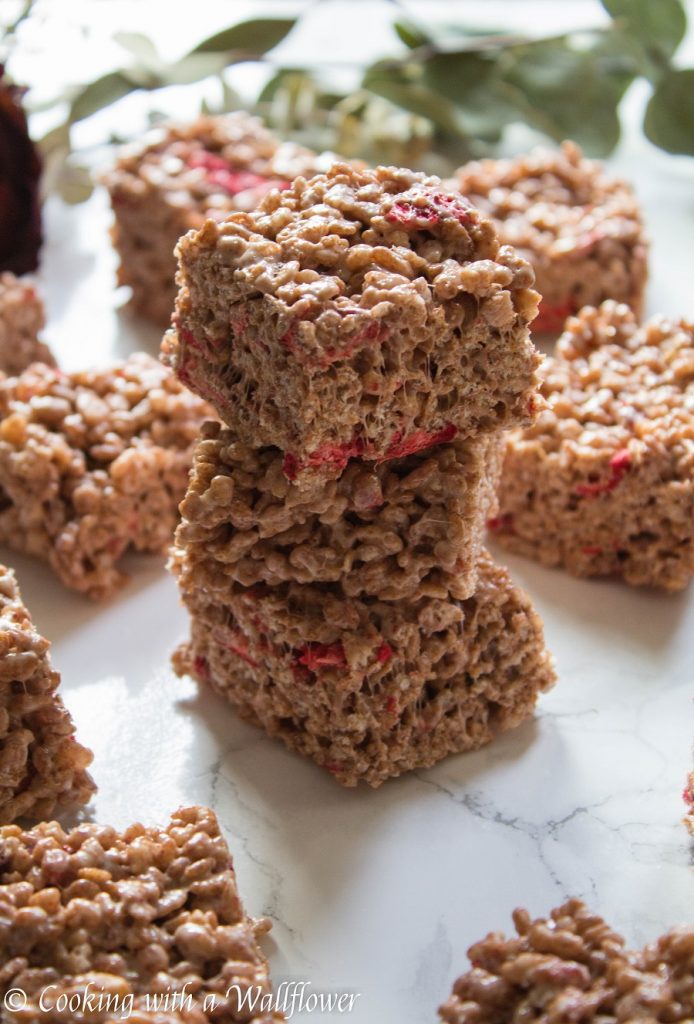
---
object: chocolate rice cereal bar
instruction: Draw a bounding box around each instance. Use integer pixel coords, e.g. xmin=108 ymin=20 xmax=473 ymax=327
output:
xmin=176 ymin=420 xmax=501 ymax=604
xmin=450 ymin=141 xmax=647 ymax=333
xmin=0 ymin=354 xmax=212 ymax=599
xmin=0 ymin=563 xmax=94 ymax=824
xmin=439 ymin=899 xmax=694 ymax=1023
xmin=0 ymin=272 xmax=54 ymax=373
xmin=0 ymin=806 xmax=283 ymax=1023
xmin=105 ymin=112 xmax=320 ymax=326
xmin=492 ymin=302 xmax=694 ymax=591
xmin=172 ymin=550 xmax=555 ymax=787
xmin=165 ymin=163 xmax=541 ymax=485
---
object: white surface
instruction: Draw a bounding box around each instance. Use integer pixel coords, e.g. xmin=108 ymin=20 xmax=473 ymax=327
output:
xmin=6 ymin=3 xmax=694 ymax=1022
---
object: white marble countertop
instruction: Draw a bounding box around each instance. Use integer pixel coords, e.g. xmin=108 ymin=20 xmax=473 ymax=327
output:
xmin=6 ymin=2 xmax=694 ymax=1021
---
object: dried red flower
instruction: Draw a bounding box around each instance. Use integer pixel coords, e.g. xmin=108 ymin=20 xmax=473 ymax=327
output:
xmin=0 ymin=65 xmax=42 ymax=274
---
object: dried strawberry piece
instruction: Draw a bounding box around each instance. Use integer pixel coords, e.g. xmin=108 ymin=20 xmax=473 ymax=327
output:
xmin=376 ymin=642 xmax=393 ymax=664
xmin=581 ymin=546 xmax=603 ymax=556
xmin=575 ymin=448 xmax=631 ymax=498
xmin=283 ymin=437 xmax=367 ymax=480
xmin=295 ymin=642 xmax=347 ymax=672
xmin=387 ymin=198 xmax=440 ymax=227
xmin=533 ymin=297 xmax=577 ymax=334
xmin=193 ymin=655 xmax=210 ymax=681
xmin=382 ymin=423 xmax=457 ymax=461
xmin=383 ymin=695 xmax=398 ymax=715
xmin=487 ymin=512 xmax=514 ymax=533
xmin=387 ymin=191 xmax=472 ymax=229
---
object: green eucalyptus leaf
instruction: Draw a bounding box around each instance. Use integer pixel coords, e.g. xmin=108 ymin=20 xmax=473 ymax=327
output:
xmin=393 ymin=20 xmax=431 ymax=49
xmin=422 ymin=50 xmax=497 ymax=100
xmin=56 ymin=162 xmax=94 ymax=204
xmin=644 ymin=68 xmax=694 ymax=155
xmin=113 ymin=31 xmax=162 ymax=70
xmin=602 ymin=0 xmax=686 ymax=64
xmin=69 ymin=71 xmax=136 ymax=123
xmin=160 ymin=52 xmax=229 ymax=85
xmin=191 ymin=18 xmax=296 ymax=56
xmin=37 ymin=122 xmax=70 ymax=156
xmin=363 ymin=65 xmax=466 ymax=137
xmin=258 ymin=68 xmax=306 ymax=103
xmin=504 ymin=38 xmax=626 ymax=155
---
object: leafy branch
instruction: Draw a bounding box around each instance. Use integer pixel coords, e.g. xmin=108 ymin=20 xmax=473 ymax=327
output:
xmin=4 ymin=0 xmax=694 ymax=205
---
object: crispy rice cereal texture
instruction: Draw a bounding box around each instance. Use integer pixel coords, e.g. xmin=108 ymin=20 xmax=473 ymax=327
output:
xmin=450 ymin=141 xmax=648 ymax=333
xmin=104 ymin=113 xmax=321 ymax=326
xmin=175 ymin=420 xmax=502 ymax=604
xmin=0 ymin=272 xmax=54 ymax=374
xmin=0 ymin=354 xmax=212 ymax=599
xmin=165 ymin=163 xmax=541 ymax=485
xmin=0 ymin=564 xmax=94 ymax=824
xmin=171 ymin=550 xmax=555 ymax=788
xmin=438 ymin=899 xmax=694 ymax=1023
xmin=493 ymin=302 xmax=694 ymax=591
xmin=0 ymin=806 xmax=284 ymax=1023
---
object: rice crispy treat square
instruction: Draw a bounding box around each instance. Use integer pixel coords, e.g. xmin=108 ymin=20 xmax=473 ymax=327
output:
xmin=0 ymin=806 xmax=283 ymax=1023
xmin=450 ymin=141 xmax=648 ymax=333
xmin=438 ymin=899 xmax=694 ymax=1023
xmin=0 ymin=272 xmax=54 ymax=374
xmin=104 ymin=113 xmax=321 ymax=327
xmin=0 ymin=563 xmax=94 ymax=824
xmin=165 ymin=163 xmax=541 ymax=487
xmin=0 ymin=354 xmax=212 ymax=599
xmin=175 ymin=420 xmax=502 ymax=604
xmin=171 ymin=549 xmax=555 ymax=788
xmin=492 ymin=302 xmax=694 ymax=591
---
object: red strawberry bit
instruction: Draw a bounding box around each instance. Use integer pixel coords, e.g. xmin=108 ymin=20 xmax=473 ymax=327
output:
xmin=383 ymin=695 xmax=398 ymax=715
xmin=323 ymin=762 xmax=343 ymax=775
xmin=575 ymin=449 xmax=631 ymax=498
xmin=388 ymin=199 xmax=440 ymax=228
xmin=387 ymin=191 xmax=472 ymax=229
xmin=296 ymin=642 xmax=347 ymax=672
xmin=382 ymin=423 xmax=457 ymax=461
xmin=533 ymin=297 xmax=576 ymax=334
xmin=581 ymin=546 xmax=603 ymax=556
xmin=283 ymin=437 xmax=367 ymax=481
xmin=487 ymin=512 xmax=514 ymax=533
xmin=187 ymin=150 xmax=231 ymax=173
xmin=282 ymin=452 xmax=300 ymax=481
xmin=683 ymin=780 xmax=694 ymax=806
xmin=224 ymin=640 xmax=260 ymax=670
xmin=376 ymin=642 xmax=393 ymax=664
xmin=193 ymin=655 xmax=210 ymax=682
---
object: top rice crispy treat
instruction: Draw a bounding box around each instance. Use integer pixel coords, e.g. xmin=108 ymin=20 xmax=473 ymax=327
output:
xmin=0 ymin=272 xmax=54 ymax=374
xmin=450 ymin=141 xmax=648 ymax=333
xmin=0 ymin=805 xmax=283 ymax=1023
xmin=0 ymin=354 xmax=212 ymax=599
xmin=165 ymin=163 xmax=541 ymax=487
xmin=492 ymin=302 xmax=694 ymax=591
xmin=439 ymin=899 xmax=694 ymax=1023
xmin=105 ymin=112 xmax=321 ymax=326
xmin=0 ymin=562 xmax=94 ymax=824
